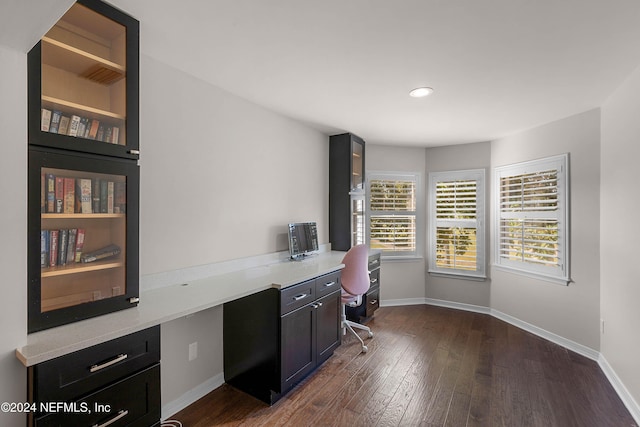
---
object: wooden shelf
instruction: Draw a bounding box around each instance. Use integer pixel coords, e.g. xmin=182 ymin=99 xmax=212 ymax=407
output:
xmin=42 ymin=259 xmax=124 ymax=278
xmin=42 ymin=36 xmax=125 ymax=85
xmin=42 ymin=95 xmax=125 ymax=121
xmin=42 ymin=213 xmax=125 ymax=220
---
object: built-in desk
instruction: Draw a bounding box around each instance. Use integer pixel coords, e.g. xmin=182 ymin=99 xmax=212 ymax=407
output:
xmin=16 ymin=251 xmax=346 ymax=367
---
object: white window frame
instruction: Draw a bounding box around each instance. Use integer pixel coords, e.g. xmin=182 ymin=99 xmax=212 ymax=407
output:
xmin=428 ymin=169 xmax=486 ymax=280
xmin=367 ymin=171 xmax=422 ymax=259
xmin=493 ymin=154 xmax=570 ymax=285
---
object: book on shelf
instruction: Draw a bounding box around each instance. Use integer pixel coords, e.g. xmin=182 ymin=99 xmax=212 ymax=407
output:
xmin=76 ymin=178 xmax=92 ymax=214
xmin=41 ymin=230 xmax=49 ymax=268
xmin=114 ymin=182 xmax=126 ymax=213
xmin=63 ymin=177 xmax=75 ymax=214
xmin=54 ymin=176 xmax=64 ymax=213
xmin=58 ymin=229 xmax=68 ymax=266
xmin=96 ymin=124 xmax=105 ymax=142
xmin=45 ymin=174 xmax=55 ymax=213
xmin=49 ymin=230 xmax=59 ymax=267
xmin=88 ymin=119 xmax=100 ymax=140
xmin=80 ymin=244 xmax=120 ymax=263
xmin=42 ymin=173 xmax=125 ymax=216
xmin=41 ymin=228 xmax=87 ymax=268
xmin=74 ymin=229 xmax=85 ymax=263
xmin=111 ymin=126 xmax=119 ymax=145
xmin=41 ymin=109 xmax=52 ymax=132
xmin=78 ymin=117 xmax=88 ymax=139
xmin=100 ymin=180 xmax=108 ymax=213
xmin=66 ymin=228 xmax=77 ymax=264
xmin=49 ymin=110 xmax=62 ymax=134
xmin=68 ymin=115 xmax=81 ymax=137
xmin=58 ymin=115 xmax=70 ymax=135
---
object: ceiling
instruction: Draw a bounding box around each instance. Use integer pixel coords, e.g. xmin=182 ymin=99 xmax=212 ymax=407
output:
xmin=4 ymin=0 xmax=640 ymax=147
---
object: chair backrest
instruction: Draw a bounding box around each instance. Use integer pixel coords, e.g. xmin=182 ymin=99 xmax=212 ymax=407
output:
xmin=341 ymin=244 xmax=370 ymax=296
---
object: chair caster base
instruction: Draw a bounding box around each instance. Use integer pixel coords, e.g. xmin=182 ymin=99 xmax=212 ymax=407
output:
xmin=368 ymin=331 xmax=374 ymax=338
xmin=361 ymin=345 xmax=368 ymax=353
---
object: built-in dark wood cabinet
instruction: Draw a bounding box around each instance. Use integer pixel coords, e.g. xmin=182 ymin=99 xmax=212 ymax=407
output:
xmin=329 ymin=133 xmax=366 ymax=251
xmin=27 ymin=0 xmax=140 ymax=333
xmin=224 ymin=271 xmax=342 ymax=404
xmin=28 ymin=0 xmax=139 ymax=160
xmin=28 ymin=326 xmax=160 ymax=427
xmin=346 ymin=251 xmax=381 ymax=323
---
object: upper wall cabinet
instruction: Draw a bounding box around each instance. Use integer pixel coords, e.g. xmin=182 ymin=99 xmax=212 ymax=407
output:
xmin=28 ymin=0 xmax=139 ymax=160
xmin=329 ymin=133 xmax=366 ymax=251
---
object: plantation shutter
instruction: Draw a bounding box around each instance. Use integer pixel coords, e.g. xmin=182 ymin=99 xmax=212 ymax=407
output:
xmin=428 ymin=170 xmax=485 ymax=278
xmin=494 ymin=154 xmax=569 ymax=284
xmin=369 ymin=174 xmax=418 ymax=255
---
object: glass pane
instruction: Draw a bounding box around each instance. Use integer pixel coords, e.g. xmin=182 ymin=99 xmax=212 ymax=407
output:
xmin=352 ymin=198 xmax=365 ymax=246
xmin=352 ymin=141 xmax=363 ymax=190
xmin=40 ymin=167 xmax=126 ymax=312
xmin=40 ymin=3 xmax=127 ymax=146
xmin=436 ymin=227 xmax=477 ymax=271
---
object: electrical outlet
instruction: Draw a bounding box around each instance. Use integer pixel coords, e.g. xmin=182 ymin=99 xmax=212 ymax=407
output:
xmin=188 ymin=342 xmax=198 ymax=361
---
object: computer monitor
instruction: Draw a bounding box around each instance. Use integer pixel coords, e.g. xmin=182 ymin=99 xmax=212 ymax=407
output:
xmin=288 ymin=222 xmax=319 ymax=260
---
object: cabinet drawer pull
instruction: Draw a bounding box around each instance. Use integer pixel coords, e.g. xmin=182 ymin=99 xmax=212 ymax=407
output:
xmin=293 ymin=294 xmax=308 ymax=301
xmin=370 ymin=278 xmax=378 ymax=284
xmin=93 ymin=409 xmax=128 ymax=427
xmin=323 ymin=281 xmax=336 ymax=287
xmin=370 ymin=259 xmax=379 ymax=265
xmin=370 ymin=299 xmax=378 ymax=305
xmin=311 ymin=302 xmax=323 ymax=309
xmin=89 ymin=353 xmax=128 ymax=373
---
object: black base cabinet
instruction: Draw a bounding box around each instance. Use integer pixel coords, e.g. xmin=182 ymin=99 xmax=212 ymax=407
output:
xmin=346 ymin=251 xmax=381 ymax=323
xmin=224 ymin=271 xmax=341 ymax=405
xmin=28 ymin=326 xmax=160 ymax=427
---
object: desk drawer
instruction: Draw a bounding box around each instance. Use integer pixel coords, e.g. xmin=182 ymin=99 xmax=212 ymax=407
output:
xmin=365 ymin=286 xmax=380 ymax=318
xmin=315 ymin=271 xmax=341 ymax=299
xmin=368 ymin=254 xmax=380 ymax=272
xmin=280 ymin=279 xmax=316 ymax=315
xmin=369 ymin=268 xmax=380 ymax=288
xmin=35 ymin=364 xmax=160 ymax=427
xmin=32 ymin=326 xmax=160 ymax=403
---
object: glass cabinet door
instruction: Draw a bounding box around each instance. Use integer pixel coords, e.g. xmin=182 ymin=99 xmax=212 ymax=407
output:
xmin=351 ymin=139 xmax=364 ymax=191
xmin=28 ymin=148 xmax=139 ymax=332
xmin=352 ymin=196 xmax=365 ymax=246
xmin=28 ymin=0 xmax=139 ymax=159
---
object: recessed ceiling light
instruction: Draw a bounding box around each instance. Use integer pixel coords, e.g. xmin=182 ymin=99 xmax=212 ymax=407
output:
xmin=409 ymin=87 xmax=434 ymax=98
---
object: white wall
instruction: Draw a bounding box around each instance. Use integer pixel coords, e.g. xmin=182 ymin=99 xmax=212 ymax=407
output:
xmin=425 ymin=142 xmax=491 ymax=307
xmin=601 ymin=65 xmax=640 ymax=407
xmin=366 ymin=145 xmax=427 ymax=303
xmin=138 ymin=54 xmax=329 ymax=412
xmin=0 ymin=44 xmax=28 ymax=427
xmin=490 ymin=109 xmax=602 ymax=351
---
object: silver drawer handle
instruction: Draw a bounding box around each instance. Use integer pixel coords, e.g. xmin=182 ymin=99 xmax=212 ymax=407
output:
xmin=370 ymin=299 xmax=378 ymax=305
xmin=93 ymin=409 xmax=128 ymax=427
xmin=312 ymin=302 xmax=324 ymax=309
xmin=370 ymin=259 xmax=379 ymax=265
xmin=370 ymin=278 xmax=378 ymax=284
xmin=323 ymin=281 xmax=336 ymax=287
xmin=293 ymin=293 xmax=308 ymax=301
xmin=89 ymin=353 xmax=128 ymax=373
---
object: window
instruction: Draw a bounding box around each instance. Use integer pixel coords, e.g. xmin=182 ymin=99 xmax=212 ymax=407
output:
xmin=368 ymin=172 xmax=420 ymax=257
xmin=428 ymin=169 xmax=485 ymax=279
xmin=494 ymin=154 xmax=569 ymax=284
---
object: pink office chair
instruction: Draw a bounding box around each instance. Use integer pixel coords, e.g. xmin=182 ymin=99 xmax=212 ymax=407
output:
xmin=341 ymin=244 xmax=374 ymax=353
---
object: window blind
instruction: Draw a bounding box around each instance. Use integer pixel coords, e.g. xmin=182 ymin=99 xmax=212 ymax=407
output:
xmin=494 ymin=154 xmax=569 ymax=284
xmin=368 ymin=175 xmax=418 ymax=255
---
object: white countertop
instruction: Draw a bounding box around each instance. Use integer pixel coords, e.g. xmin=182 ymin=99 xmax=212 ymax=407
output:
xmin=16 ymin=251 xmax=346 ymax=367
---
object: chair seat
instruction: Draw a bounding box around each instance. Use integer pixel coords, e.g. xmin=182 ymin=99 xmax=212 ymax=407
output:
xmin=341 ymin=290 xmax=362 ymax=307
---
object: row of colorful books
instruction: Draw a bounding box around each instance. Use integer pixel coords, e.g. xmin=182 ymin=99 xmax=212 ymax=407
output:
xmin=41 ymin=173 xmax=126 ymax=214
xmin=41 ymin=108 xmax=120 ymax=145
xmin=41 ymin=228 xmax=85 ymax=268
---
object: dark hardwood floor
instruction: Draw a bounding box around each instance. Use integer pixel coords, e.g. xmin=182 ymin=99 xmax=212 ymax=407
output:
xmin=169 ymin=305 xmax=636 ymax=427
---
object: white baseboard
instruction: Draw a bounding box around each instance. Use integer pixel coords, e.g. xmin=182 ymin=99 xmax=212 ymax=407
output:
xmin=161 ymin=373 xmax=225 ymax=421
xmin=383 ymin=297 xmax=639 ymax=426
xmin=598 ymin=354 xmax=640 ymax=425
